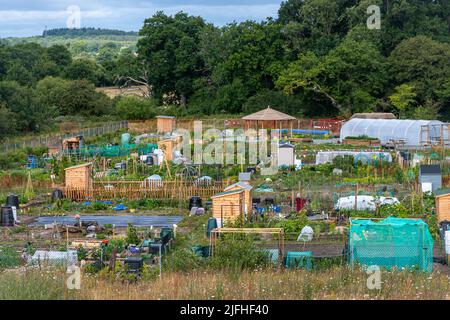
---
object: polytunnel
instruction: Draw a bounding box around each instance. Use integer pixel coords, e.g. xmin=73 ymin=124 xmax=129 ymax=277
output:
xmin=340 ymin=119 xmax=444 ymax=146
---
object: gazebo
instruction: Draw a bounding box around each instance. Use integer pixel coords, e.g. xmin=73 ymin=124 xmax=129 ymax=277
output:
xmin=242 ymin=106 xmax=296 ymax=136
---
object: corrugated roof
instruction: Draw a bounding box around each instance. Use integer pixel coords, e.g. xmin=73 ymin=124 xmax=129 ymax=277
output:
xmin=242 ymin=106 xmax=296 ymax=121
xmin=211 ymin=189 xmax=244 ymax=198
xmin=420 ymin=165 xmax=441 ymax=175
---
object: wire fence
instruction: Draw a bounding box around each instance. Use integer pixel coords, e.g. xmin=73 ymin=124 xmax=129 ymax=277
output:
xmin=0 ymin=121 xmax=129 ymax=153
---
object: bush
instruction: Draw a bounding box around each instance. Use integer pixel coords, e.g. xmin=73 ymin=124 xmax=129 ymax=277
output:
xmin=163 ymin=248 xmax=205 ymax=273
xmin=208 ymin=235 xmax=271 ymax=271
xmin=0 ymin=247 xmax=21 ymax=269
xmin=115 ymin=96 xmax=158 ymax=120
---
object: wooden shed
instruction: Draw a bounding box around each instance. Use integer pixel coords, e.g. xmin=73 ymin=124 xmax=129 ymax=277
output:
xmin=435 ymin=189 xmax=450 ymax=223
xmin=65 ymin=163 xmax=93 ymax=190
xmin=157 ymin=137 xmax=182 ymax=162
xmin=62 ymin=135 xmax=84 ymax=151
xmin=211 ymin=189 xmax=245 ymax=225
xmin=156 ymin=116 xmax=176 ymax=134
xmin=224 ymin=182 xmax=253 ymax=215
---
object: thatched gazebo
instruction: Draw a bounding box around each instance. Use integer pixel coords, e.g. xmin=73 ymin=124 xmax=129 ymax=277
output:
xmin=242 ymin=106 xmax=296 ymax=136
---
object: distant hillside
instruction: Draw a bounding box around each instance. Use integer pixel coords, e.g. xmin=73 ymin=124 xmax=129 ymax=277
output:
xmin=0 ymin=28 xmax=139 ymax=58
xmin=42 ymin=27 xmax=139 ymax=37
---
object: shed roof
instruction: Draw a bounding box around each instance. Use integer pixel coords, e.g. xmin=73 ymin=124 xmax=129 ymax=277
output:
xmin=242 ymin=106 xmax=296 ymax=121
xmin=279 ymin=142 xmax=295 ymax=148
xmin=211 ymin=189 xmax=244 ymax=199
xmin=435 ymin=188 xmax=450 ymax=197
xmin=224 ymin=181 xmax=253 ymax=191
xmin=156 ymin=115 xmax=176 ymax=119
xmin=64 ymin=162 xmax=92 ymax=171
xmin=420 ymin=165 xmax=441 ymax=175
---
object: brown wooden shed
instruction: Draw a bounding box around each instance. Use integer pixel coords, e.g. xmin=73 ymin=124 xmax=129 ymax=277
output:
xmin=436 ymin=189 xmax=450 ymax=223
xmin=156 ymin=116 xmax=176 ymax=134
xmin=62 ymin=135 xmax=84 ymax=151
xmin=242 ymin=106 xmax=296 ymax=137
xmin=157 ymin=137 xmax=181 ymax=162
xmin=65 ymin=163 xmax=93 ymax=190
xmin=224 ymin=182 xmax=253 ymax=215
xmin=211 ymin=189 xmax=245 ymax=225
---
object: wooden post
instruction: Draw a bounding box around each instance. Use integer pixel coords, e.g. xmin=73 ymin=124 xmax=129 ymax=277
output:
xmin=291 ymin=190 xmax=295 ymax=211
xmin=355 ymin=183 xmax=359 ymax=211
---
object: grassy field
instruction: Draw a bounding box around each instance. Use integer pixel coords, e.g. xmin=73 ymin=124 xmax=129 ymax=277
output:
xmin=1 ymin=267 xmax=450 ymax=300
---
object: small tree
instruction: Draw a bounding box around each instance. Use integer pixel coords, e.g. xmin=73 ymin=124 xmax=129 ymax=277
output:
xmin=389 ymin=84 xmax=417 ymax=118
xmin=126 ymin=223 xmax=139 ymax=245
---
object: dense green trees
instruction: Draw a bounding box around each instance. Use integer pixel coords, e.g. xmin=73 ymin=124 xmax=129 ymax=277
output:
xmin=1 ymin=0 xmax=450 ymax=139
xmin=138 ymin=12 xmax=206 ymax=107
xmin=131 ymin=0 xmax=450 ymax=119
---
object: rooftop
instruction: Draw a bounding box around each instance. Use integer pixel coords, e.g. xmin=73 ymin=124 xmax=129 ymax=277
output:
xmin=242 ymin=106 xmax=296 ymax=121
xmin=224 ymin=181 xmax=253 ymax=191
xmin=211 ymin=189 xmax=244 ymax=199
xmin=420 ymin=165 xmax=441 ymax=175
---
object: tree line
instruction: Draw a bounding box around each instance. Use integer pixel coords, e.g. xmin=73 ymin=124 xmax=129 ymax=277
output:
xmin=135 ymin=0 xmax=450 ymax=120
xmin=1 ymin=0 xmax=450 ymax=138
xmin=42 ymin=28 xmax=139 ymax=37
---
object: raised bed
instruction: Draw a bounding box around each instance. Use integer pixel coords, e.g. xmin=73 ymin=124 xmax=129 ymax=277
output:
xmin=342 ymin=138 xmax=381 ymax=147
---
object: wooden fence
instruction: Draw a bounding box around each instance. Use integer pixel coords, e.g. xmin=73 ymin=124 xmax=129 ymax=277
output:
xmin=63 ymin=180 xmax=229 ymax=201
xmin=444 ymin=175 xmax=450 ymax=188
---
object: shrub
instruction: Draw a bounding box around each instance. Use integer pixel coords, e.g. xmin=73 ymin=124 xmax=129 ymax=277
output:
xmin=115 ymin=96 xmax=158 ymax=120
xmin=208 ymin=235 xmax=271 ymax=272
xmin=163 ymin=248 xmax=205 ymax=273
xmin=0 ymin=247 xmax=21 ymax=269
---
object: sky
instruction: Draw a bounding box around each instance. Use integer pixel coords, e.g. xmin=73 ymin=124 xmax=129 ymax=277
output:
xmin=0 ymin=0 xmax=283 ymax=37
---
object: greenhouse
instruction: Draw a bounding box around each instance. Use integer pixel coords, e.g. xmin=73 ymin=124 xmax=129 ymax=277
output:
xmin=340 ymin=119 xmax=445 ymax=146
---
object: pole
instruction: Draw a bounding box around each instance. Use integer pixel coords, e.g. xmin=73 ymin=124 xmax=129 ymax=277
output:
xmin=159 ymin=244 xmax=162 ymax=277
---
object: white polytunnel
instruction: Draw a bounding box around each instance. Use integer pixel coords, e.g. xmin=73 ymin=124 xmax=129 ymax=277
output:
xmin=340 ymin=119 xmax=444 ymax=146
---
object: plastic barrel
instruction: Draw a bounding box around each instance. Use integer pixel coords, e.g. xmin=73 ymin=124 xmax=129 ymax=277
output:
xmin=145 ymin=156 xmax=154 ymax=165
xmin=206 ymin=218 xmax=218 ymax=239
xmin=51 ymin=189 xmax=64 ymax=202
xmin=189 ymin=196 xmax=202 ymax=210
xmin=6 ymin=195 xmax=19 ymax=209
xmin=0 ymin=206 xmax=14 ymax=227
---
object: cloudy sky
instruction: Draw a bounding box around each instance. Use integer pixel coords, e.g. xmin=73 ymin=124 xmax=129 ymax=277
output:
xmin=0 ymin=0 xmax=283 ymax=37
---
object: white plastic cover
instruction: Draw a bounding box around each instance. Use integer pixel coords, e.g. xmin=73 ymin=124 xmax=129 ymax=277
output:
xmin=315 ymin=151 xmax=392 ymax=165
xmin=334 ymin=196 xmax=399 ymax=211
xmin=340 ymin=119 xmax=443 ymax=146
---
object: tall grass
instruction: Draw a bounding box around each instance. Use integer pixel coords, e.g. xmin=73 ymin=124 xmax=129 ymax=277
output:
xmin=0 ymin=266 xmax=449 ymax=300
xmin=76 ymin=267 xmax=450 ymax=300
xmin=0 ymin=268 xmax=67 ymax=300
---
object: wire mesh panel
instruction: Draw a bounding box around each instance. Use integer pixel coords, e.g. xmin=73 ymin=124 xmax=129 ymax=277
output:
xmin=349 ymin=217 xmax=433 ymax=272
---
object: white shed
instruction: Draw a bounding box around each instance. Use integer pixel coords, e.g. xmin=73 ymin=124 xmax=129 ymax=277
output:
xmin=278 ymin=142 xmax=295 ymax=167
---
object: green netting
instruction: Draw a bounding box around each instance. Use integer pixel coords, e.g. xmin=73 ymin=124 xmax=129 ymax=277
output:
xmin=63 ymin=144 xmax=157 ymax=158
xmin=285 ymin=251 xmax=313 ymax=270
xmin=349 ymin=217 xmax=433 ymax=272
